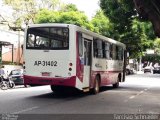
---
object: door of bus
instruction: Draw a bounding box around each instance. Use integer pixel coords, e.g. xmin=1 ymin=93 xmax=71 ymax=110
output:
xmin=83 ymin=39 xmax=92 ymax=88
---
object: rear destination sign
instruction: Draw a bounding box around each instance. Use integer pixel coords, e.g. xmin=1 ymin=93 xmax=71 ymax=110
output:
xmin=34 ymin=61 xmax=57 ymax=66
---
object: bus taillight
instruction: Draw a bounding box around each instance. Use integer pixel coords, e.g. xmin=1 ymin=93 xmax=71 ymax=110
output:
xmin=69 ymin=63 xmax=73 ymax=71
xmin=69 ymin=63 xmax=73 ymax=66
xmin=69 ymin=68 xmax=72 ymax=71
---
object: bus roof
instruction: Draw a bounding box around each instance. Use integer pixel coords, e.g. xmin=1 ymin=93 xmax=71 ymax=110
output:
xmin=27 ymin=23 xmax=126 ymax=49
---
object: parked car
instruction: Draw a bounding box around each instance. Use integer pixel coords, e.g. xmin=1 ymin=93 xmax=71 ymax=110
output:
xmin=143 ymin=66 xmax=154 ymax=73
xmin=126 ymin=68 xmax=134 ymax=75
xmin=8 ymin=69 xmax=28 ymax=87
xmin=153 ymin=66 xmax=160 ymax=74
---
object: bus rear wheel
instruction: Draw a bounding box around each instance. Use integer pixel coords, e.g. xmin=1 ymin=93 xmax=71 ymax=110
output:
xmin=51 ymin=85 xmax=63 ymax=94
xmin=112 ymin=76 xmax=120 ymax=88
xmin=91 ymin=76 xmax=100 ymax=94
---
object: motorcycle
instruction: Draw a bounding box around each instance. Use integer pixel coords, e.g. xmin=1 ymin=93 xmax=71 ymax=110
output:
xmin=6 ymin=76 xmax=15 ymax=89
xmin=0 ymin=75 xmax=8 ymax=90
xmin=0 ymin=75 xmax=15 ymax=90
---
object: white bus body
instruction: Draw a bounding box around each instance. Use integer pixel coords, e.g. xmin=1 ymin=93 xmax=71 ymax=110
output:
xmin=23 ymin=23 xmax=126 ymax=93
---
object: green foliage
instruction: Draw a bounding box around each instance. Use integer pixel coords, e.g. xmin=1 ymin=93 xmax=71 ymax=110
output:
xmin=142 ymin=54 xmax=160 ymax=64
xmin=35 ymin=9 xmax=94 ymax=31
xmin=91 ymin=10 xmax=113 ymax=37
xmin=61 ymin=4 xmax=78 ymax=12
xmin=100 ymin=0 xmax=156 ymax=58
xmin=4 ymin=0 xmax=35 ymax=11
xmin=3 ymin=0 xmax=61 ymax=27
xmin=35 ymin=9 xmax=60 ymax=23
xmin=154 ymin=38 xmax=160 ymax=54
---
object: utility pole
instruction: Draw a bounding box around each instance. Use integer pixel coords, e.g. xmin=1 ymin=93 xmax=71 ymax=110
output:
xmin=139 ymin=56 xmax=142 ymax=71
xmin=17 ymin=30 xmax=21 ymax=65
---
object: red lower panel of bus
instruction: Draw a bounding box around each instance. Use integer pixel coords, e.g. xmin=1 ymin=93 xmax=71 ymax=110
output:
xmin=90 ymin=71 xmax=121 ymax=88
xmin=24 ymin=75 xmax=76 ymax=87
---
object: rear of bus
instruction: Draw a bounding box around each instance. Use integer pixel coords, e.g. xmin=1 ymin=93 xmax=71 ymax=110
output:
xmin=23 ymin=24 xmax=79 ymax=90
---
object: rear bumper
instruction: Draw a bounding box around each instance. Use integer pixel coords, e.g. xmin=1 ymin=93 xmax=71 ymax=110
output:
xmin=144 ymin=69 xmax=151 ymax=72
xmin=24 ymin=75 xmax=76 ymax=87
xmin=153 ymin=70 xmax=160 ymax=73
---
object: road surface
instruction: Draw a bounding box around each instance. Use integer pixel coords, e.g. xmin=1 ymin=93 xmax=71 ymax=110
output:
xmin=0 ymin=73 xmax=160 ymax=119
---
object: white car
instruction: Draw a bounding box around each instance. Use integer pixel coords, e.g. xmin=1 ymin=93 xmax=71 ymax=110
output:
xmin=143 ymin=66 xmax=154 ymax=73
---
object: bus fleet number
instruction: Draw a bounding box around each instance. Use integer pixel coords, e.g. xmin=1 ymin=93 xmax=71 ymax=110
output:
xmin=34 ymin=61 xmax=57 ymax=66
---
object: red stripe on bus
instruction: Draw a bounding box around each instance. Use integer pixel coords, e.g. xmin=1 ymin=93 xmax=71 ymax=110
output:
xmin=24 ymin=75 xmax=76 ymax=87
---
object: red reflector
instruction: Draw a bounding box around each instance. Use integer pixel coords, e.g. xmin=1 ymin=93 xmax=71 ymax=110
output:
xmin=42 ymin=72 xmax=50 ymax=76
xmin=69 ymin=63 xmax=73 ymax=66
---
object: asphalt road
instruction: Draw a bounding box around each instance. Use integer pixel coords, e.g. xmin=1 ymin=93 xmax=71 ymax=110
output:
xmin=0 ymin=73 xmax=160 ymax=119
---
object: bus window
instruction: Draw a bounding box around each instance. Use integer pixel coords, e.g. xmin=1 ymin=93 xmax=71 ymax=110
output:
xmin=77 ymin=32 xmax=83 ymax=57
xmin=93 ymin=39 xmax=103 ymax=58
xmin=50 ymin=28 xmax=69 ymax=49
xmin=27 ymin=34 xmax=35 ymax=47
xmin=26 ymin=27 xmax=69 ymax=50
xmin=110 ymin=44 xmax=113 ymax=59
xmin=93 ymin=39 xmax=97 ymax=57
xmin=103 ymin=42 xmax=110 ymax=59
xmin=35 ymin=36 xmax=49 ymax=48
xmin=116 ymin=46 xmax=119 ymax=60
xmin=117 ymin=46 xmax=123 ymax=60
xmin=112 ymin=45 xmax=117 ymax=60
xmin=84 ymin=41 xmax=91 ymax=65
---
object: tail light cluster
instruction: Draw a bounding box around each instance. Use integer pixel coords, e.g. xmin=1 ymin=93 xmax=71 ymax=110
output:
xmin=69 ymin=63 xmax=73 ymax=71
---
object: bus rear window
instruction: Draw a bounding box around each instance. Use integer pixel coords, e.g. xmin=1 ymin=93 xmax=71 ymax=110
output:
xmin=26 ymin=27 xmax=69 ymax=50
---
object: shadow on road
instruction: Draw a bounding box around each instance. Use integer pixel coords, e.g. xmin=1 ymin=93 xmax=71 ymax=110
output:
xmin=25 ymin=86 xmax=119 ymax=101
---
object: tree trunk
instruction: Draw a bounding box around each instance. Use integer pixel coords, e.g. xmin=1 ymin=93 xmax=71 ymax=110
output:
xmin=133 ymin=0 xmax=160 ymax=37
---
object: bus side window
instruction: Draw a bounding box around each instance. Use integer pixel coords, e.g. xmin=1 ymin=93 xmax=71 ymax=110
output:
xmin=112 ymin=45 xmax=117 ymax=60
xmin=102 ymin=41 xmax=106 ymax=58
xmin=110 ymin=44 xmax=113 ymax=59
xmin=116 ymin=46 xmax=119 ymax=60
xmin=103 ymin=41 xmax=110 ymax=59
xmin=77 ymin=32 xmax=83 ymax=57
xmin=93 ymin=39 xmax=98 ymax=57
xmin=117 ymin=46 xmax=123 ymax=60
xmin=97 ymin=40 xmax=103 ymax=58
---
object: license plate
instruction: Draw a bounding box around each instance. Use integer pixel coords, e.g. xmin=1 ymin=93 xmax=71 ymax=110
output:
xmin=42 ymin=72 xmax=50 ymax=76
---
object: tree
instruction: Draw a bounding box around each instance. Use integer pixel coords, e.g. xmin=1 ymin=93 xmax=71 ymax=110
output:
xmin=133 ymin=0 xmax=160 ymax=37
xmin=61 ymin=3 xmax=78 ymax=12
xmin=154 ymin=38 xmax=160 ymax=54
xmin=100 ymin=0 xmax=137 ymax=39
xmin=3 ymin=0 xmax=36 ymax=27
xmin=3 ymin=0 xmax=61 ymax=28
xmin=35 ymin=9 xmax=94 ymax=31
xmin=100 ymin=0 xmax=156 ymax=58
xmin=91 ymin=10 xmax=113 ymax=37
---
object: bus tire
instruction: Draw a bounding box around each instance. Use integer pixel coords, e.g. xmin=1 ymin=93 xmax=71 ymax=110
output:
xmin=91 ymin=76 xmax=100 ymax=94
xmin=112 ymin=76 xmax=120 ymax=88
xmin=51 ymin=85 xmax=63 ymax=94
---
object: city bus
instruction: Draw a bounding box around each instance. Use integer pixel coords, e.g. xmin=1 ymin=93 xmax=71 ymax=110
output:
xmin=23 ymin=23 xmax=126 ymax=94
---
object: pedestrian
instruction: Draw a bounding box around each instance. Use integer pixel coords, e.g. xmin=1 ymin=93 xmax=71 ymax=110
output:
xmin=0 ymin=66 xmax=5 ymax=76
